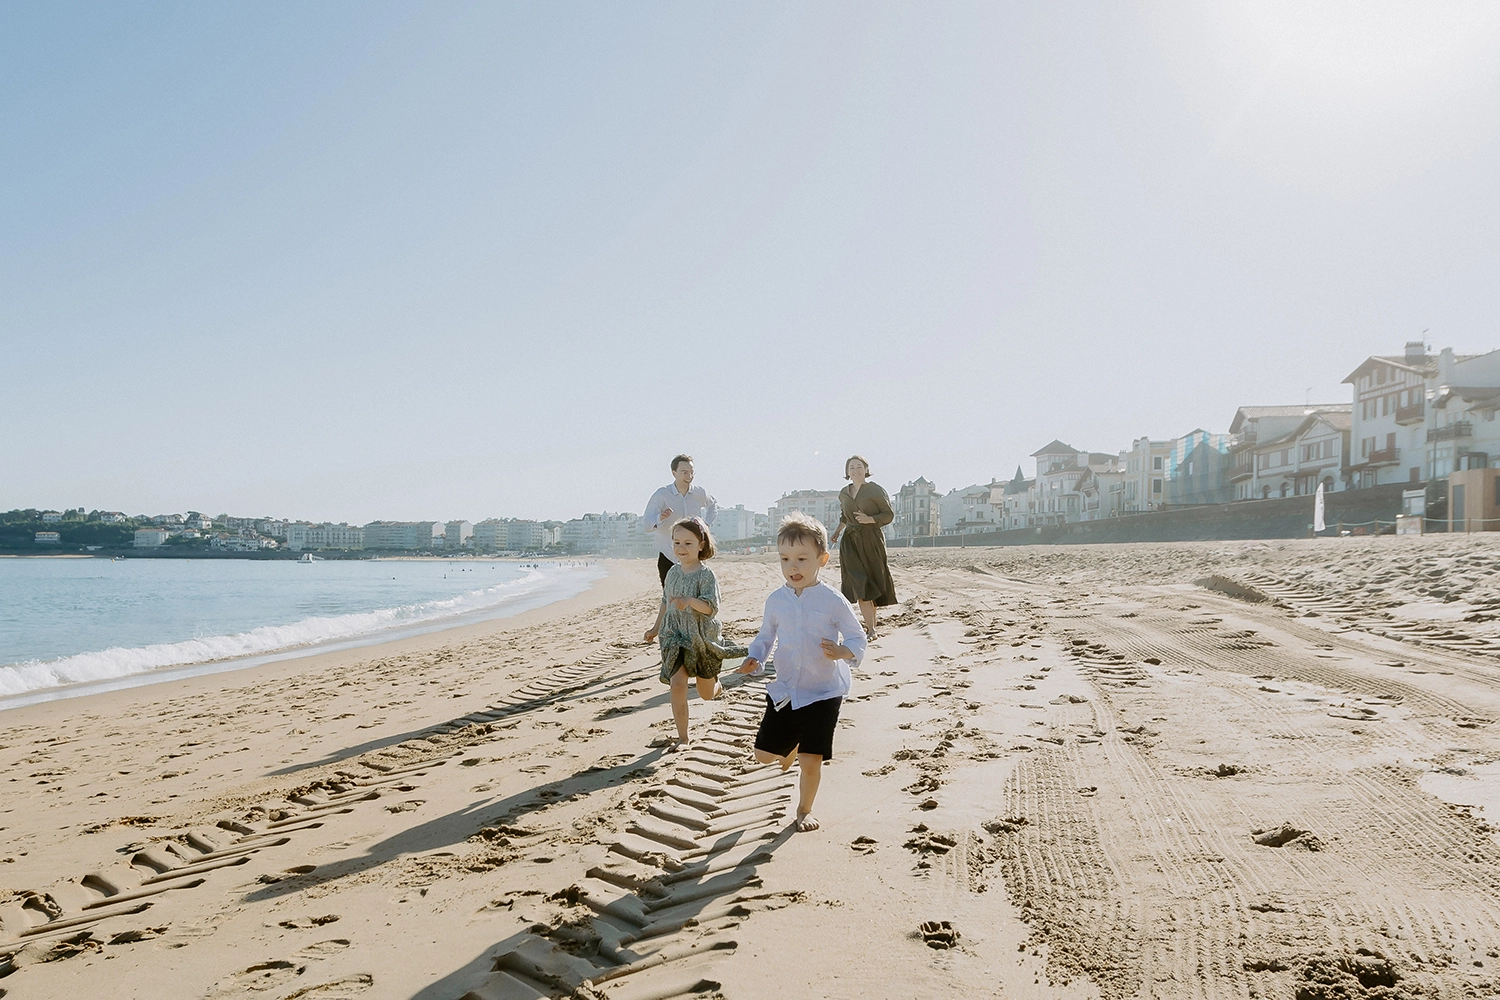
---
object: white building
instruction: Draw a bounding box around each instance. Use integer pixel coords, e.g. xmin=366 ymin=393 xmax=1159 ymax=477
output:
xmin=1248 ymin=410 xmax=1353 ymax=498
xmin=286 ymin=522 xmax=365 ymax=551
xmin=1228 ymin=406 xmax=1347 ymax=500
xmin=768 ymin=490 xmax=843 ymax=538
xmin=444 ymin=520 xmax=473 ymax=549
xmin=560 ymin=513 xmax=651 ymax=555
xmin=40 ymin=511 xmax=61 ymax=523
xmin=1345 ymin=343 xmax=1449 ymax=488
xmin=1425 ymin=348 xmax=1500 ymax=480
xmin=1029 ymin=442 xmax=1121 ymax=525
xmin=362 ymin=521 xmax=443 ymax=550
xmin=35 ymin=531 xmax=60 ymax=544
xmin=134 ymin=527 xmax=170 ymax=547
xmin=940 ymin=483 xmax=1003 ymax=534
xmin=715 ymin=505 xmax=768 ymax=542
xmin=99 ymin=511 xmax=127 ymax=523
xmin=891 ymin=478 xmax=940 ymax=540
xmin=992 ymin=468 xmax=1035 ymax=530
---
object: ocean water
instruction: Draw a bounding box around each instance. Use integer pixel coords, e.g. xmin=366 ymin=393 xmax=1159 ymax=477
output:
xmin=0 ymin=557 xmax=602 ymax=704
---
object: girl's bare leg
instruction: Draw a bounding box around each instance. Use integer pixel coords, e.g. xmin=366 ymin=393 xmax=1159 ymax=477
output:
xmin=795 ymin=753 xmax=823 ymax=830
xmin=669 ymin=667 xmax=690 ymax=745
xmin=695 ymin=675 xmax=723 ymax=702
xmin=859 ymin=600 xmax=877 ymax=636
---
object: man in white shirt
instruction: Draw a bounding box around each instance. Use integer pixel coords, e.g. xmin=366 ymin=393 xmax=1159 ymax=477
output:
xmin=644 ymin=454 xmax=717 ymax=587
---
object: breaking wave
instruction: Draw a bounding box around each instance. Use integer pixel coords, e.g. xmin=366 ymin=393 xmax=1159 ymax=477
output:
xmin=0 ymin=567 xmax=582 ymax=698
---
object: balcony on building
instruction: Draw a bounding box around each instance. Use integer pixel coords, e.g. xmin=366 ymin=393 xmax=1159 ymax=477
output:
xmin=1358 ymin=447 xmax=1400 ymax=467
xmin=1427 ymin=421 xmax=1473 ymax=443
xmin=1394 ymin=402 xmax=1425 ymax=425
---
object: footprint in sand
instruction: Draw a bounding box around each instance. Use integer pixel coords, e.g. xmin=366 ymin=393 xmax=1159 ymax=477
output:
xmin=850 ymin=836 xmax=878 ymax=854
xmin=918 ymin=920 xmax=960 ymax=950
xmin=204 ymin=960 xmax=301 ymax=997
xmin=280 ymin=974 xmax=374 ymax=999
xmin=293 ymin=938 xmax=351 ymax=959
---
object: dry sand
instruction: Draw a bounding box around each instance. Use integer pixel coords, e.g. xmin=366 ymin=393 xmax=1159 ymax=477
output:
xmin=3 ymin=537 xmax=1500 ymax=1000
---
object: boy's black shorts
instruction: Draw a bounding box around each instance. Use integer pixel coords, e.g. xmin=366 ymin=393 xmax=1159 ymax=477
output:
xmin=753 ymin=694 xmax=842 ymax=762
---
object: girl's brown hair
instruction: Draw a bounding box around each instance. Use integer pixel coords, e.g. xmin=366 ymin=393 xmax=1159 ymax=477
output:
xmin=844 ymin=455 xmax=871 ymax=479
xmin=672 ymin=517 xmax=716 ymax=559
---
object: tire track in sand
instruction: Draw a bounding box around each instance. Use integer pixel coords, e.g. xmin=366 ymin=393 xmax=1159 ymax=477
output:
xmin=454 ymin=676 xmax=802 ymax=1000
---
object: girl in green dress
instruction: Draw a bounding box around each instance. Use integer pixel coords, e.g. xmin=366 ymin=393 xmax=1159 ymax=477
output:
xmin=644 ymin=518 xmax=746 ymax=749
xmin=830 ymin=455 xmax=897 ymax=637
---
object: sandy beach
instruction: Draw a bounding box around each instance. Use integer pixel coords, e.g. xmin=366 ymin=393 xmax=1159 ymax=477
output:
xmin=4 ymin=538 xmax=1500 ymax=1000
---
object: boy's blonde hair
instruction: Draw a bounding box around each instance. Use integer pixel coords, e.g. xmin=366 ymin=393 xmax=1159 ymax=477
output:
xmin=671 ymin=517 xmax=716 ymax=559
xmin=776 ymin=512 xmax=827 ymax=555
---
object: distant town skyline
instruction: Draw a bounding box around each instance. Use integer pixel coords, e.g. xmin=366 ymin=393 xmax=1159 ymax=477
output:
xmin=5 ymin=4 xmax=1499 ymax=523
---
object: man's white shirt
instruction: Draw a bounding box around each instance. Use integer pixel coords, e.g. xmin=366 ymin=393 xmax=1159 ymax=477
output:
xmin=747 ymin=580 xmax=867 ymax=710
xmin=644 ymin=484 xmax=716 ymax=561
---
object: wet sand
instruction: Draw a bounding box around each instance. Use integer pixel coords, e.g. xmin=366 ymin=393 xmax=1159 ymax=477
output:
xmin=3 ymin=538 xmax=1500 ymax=999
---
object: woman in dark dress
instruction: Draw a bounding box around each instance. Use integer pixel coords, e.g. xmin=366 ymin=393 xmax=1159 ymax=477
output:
xmin=830 ymin=455 xmax=897 ymax=637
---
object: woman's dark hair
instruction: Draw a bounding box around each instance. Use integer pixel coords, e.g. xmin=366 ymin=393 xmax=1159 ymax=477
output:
xmin=844 ymin=455 xmax=871 ymax=480
xmin=672 ymin=517 xmax=716 ymax=559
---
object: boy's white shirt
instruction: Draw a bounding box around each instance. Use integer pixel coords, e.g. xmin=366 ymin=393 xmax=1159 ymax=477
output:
xmin=747 ymin=580 xmax=867 ymax=710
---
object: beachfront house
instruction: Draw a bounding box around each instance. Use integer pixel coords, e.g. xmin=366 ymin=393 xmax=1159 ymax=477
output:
xmin=1029 ymin=442 xmax=1120 ymax=525
xmin=35 ymin=531 xmax=61 ymax=544
xmin=890 ymin=478 xmax=940 ymax=540
xmin=1344 ymin=343 xmax=1449 ymax=488
xmin=1244 ymin=407 xmax=1353 ymax=498
xmin=1122 ymin=438 xmax=1170 ymax=512
xmin=1228 ymin=405 xmax=1346 ymax=500
xmin=1164 ymin=430 xmax=1234 ymax=506
xmin=992 ymin=468 xmax=1036 ymax=530
xmin=939 ymin=483 xmax=1003 ymax=535
xmin=1425 ymin=348 xmax=1500 ymax=482
xmin=1077 ymin=464 xmax=1127 ymax=520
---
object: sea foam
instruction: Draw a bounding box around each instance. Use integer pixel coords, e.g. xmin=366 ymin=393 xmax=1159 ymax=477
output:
xmin=0 ymin=567 xmax=566 ymax=697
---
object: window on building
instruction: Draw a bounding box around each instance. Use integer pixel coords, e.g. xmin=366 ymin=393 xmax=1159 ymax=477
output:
xmin=1152 ymin=478 xmax=1162 ymax=495
xmin=1152 ymin=457 xmax=1163 ymax=471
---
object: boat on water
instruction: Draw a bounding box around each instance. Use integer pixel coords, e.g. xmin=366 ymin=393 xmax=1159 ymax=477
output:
xmin=298 ymin=553 xmax=316 ymax=563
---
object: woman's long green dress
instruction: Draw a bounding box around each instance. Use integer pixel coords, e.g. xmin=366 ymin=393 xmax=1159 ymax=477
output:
xmin=837 ymin=482 xmax=897 ymax=608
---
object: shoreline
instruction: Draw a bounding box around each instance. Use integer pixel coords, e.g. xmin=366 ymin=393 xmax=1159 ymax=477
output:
xmin=0 ymin=560 xmax=638 ymax=716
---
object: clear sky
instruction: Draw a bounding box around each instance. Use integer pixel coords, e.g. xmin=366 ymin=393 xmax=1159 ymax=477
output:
xmin=4 ymin=3 xmax=1499 ymax=523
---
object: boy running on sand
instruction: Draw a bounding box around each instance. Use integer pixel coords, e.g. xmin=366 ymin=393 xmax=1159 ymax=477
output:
xmin=737 ymin=513 xmax=866 ymax=832
xmin=646 ymin=518 xmax=745 ymax=750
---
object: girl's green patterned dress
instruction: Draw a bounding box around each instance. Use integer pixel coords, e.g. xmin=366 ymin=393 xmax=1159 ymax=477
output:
xmin=658 ymin=564 xmax=747 ymax=683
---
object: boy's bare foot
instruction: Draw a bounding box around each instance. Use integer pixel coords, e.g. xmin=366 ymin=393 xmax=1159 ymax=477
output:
xmin=795 ymin=811 xmax=820 ymax=832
